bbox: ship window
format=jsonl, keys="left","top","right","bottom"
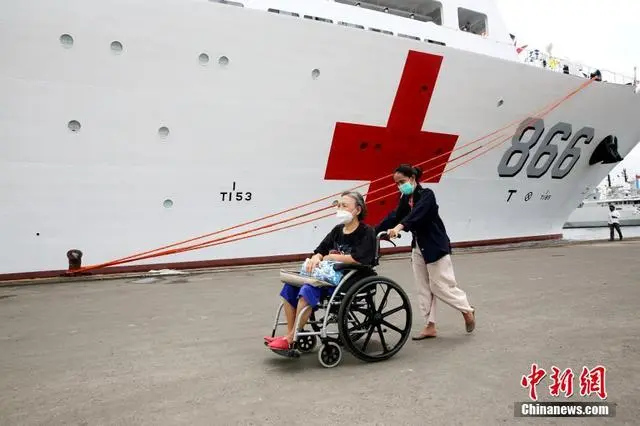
{"left": 398, "top": 33, "right": 421, "bottom": 41}
{"left": 369, "top": 27, "right": 393, "bottom": 35}
{"left": 209, "top": 0, "right": 244, "bottom": 7}
{"left": 304, "top": 15, "right": 333, "bottom": 24}
{"left": 458, "top": 7, "right": 488, "bottom": 36}
{"left": 335, "top": 0, "right": 442, "bottom": 25}
{"left": 427, "top": 39, "right": 446, "bottom": 46}
{"left": 268, "top": 9, "right": 299, "bottom": 17}
{"left": 338, "top": 21, "right": 365, "bottom": 29}
{"left": 411, "top": 1, "right": 442, "bottom": 25}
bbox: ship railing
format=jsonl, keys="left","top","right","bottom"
{"left": 519, "top": 47, "right": 637, "bottom": 87}
{"left": 214, "top": 0, "right": 519, "bottom": 46}
{"left": 209, "top": 0, "right": 639, "bottom": 84}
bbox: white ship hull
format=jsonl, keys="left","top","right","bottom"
{"left": 2, "top": 0, "right": 640, "bottom": 279}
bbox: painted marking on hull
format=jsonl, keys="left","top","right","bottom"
{"left": 324, "top": 50, "right": 459, "bottom": 225}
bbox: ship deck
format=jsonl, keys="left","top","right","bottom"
{"left": 1, "top": 238, "right": 639, "bottom": 424}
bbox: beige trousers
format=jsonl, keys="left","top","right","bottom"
{"left": 411, "top": 246, "right": 473, "bottom": 325}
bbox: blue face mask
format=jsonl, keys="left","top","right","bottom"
{"left": 399, "top": 182, "right": 414, "bottom": 195}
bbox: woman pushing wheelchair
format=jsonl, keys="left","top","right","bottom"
{"left": 265, "top": 191, "right": 377, "bottom": 351}
{"left": 377, "top": 164, "right": 475, "bottom": 340}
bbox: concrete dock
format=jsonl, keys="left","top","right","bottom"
{"left": 1, "top": 239, "right": 639, "bottom": 425}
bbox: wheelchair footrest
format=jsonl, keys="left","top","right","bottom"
{"left": 269, "top": 347, "right": 301, "bottom": 358}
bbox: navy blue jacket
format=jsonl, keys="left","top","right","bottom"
{"left": 375, "top": 184, "right": 451, "bottom": 263}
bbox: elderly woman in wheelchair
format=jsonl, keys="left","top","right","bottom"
{"left": 265, "top": 191, "right": 376, "bottom": 351}
{"left": 265, "top": 191, "right": 413, "bottom": 368}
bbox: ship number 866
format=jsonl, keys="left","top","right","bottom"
{"left": 497, "top": 117, "right": 594, "bottom": 179}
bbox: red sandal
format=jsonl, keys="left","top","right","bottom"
{"left": 268, "top": 336, "right": 292, "bottom": 350}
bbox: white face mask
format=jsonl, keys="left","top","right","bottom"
{"left": 335, "top": 209, "right": 353, "bottom": 225}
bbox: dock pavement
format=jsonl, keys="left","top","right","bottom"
{"left": 1, "top": 238, "right": 639, "bottom": 425}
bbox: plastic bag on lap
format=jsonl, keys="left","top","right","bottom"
{"left": 299, "top": 259, "right": 344, "bottom": 286}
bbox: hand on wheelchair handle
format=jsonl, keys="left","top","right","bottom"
{"left": 385, "top": 229, "right": 403, "bottom": 239}
{"left": 377, "top": 231, "right": 400, "bottom": 250}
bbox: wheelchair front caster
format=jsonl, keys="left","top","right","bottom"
{"left": 318, "top": 342, "right": 342, "bottom": 368}
{"left": 297, "top": 335, "right": 317, "bottom": 353}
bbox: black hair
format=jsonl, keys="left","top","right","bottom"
{"left": 394, "top": 163, "right": 423, "bottom": 181}
{"left": 341, "top": 191, "right": 367, "bottom": 220}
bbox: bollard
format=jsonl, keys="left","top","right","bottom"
{"left": 67, "top": 249, "right": 83, "bottom": 271}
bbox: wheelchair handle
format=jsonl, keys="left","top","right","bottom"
{"left": 377, "top": 231, "right": 401, "bottom": 239}
{"left": 376, "top": 231, "right": 400, "bottom": 248}
{"left": 373, "top": 231, "right": 401, "bottom": 265}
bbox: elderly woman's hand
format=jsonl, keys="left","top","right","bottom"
{"left": 306, "top": 254, "right": 322, "bottom": 273}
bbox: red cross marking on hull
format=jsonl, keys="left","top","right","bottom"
{"left": 324, "top": 50, "right": 459, "bottom": 226}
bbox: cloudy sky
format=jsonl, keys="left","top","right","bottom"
{"left": 495, "top": 0, "right": 640, "bottom": 184}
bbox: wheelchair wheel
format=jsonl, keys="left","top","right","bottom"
{"left": 318, "top": 342, "right": 342, "bottom": 368}
{"left": 337, "top": 276, "right": 412, "bottom": 362}
{"left": 296, "top": 334, "right": 317, "bottom": 353}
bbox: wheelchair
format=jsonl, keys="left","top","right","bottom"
{"left": 265, "top": 232, "right": 412, "bottom": 368}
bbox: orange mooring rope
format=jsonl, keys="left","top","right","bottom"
{"left": 108, "top": 81, "right": 594, "bottom": 262}
{"left": 72, "top": 77, "right": 595, "bottom": 273}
